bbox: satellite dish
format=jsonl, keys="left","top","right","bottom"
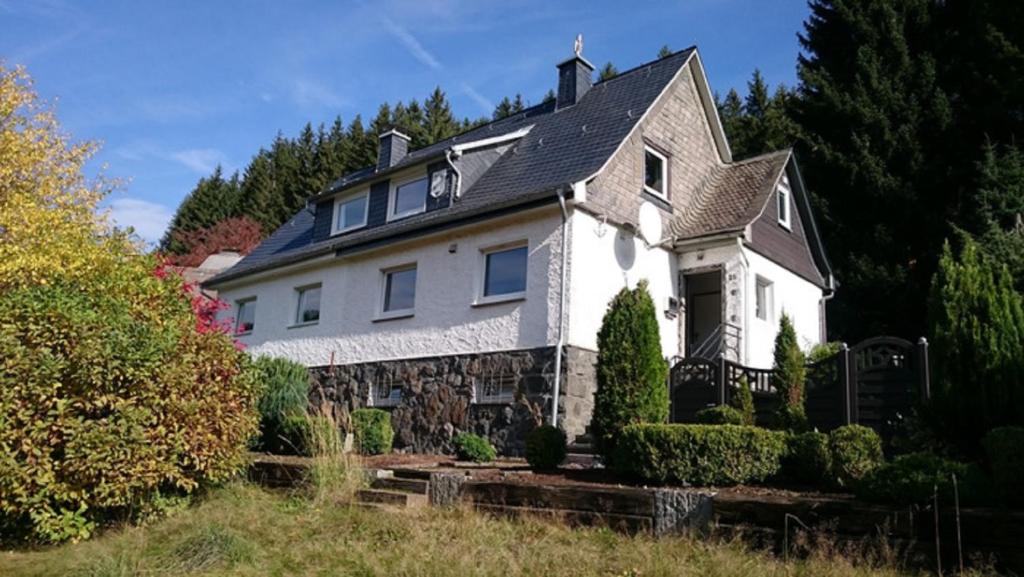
{"left": 637, "top": 201, "right": 663, "bottom": 246}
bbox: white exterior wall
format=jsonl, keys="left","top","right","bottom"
{"left": 216, "top": 207, "right": 565, "bottom": 366}
{"left": 742, "top": 247, "right": 824, "bottom": 368}
{"left": 566, "top": 210, "right": 680, "bottom": 358}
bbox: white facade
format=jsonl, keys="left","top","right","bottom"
{"left": 216, "top": 206, "right": 565, "bottom": 366}
{"left": 566, "top": 210, "right": 681, "bottom": 358}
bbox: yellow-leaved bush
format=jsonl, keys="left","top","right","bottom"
{"left": 0, "top": 64, "right": 260, "bottom": 542}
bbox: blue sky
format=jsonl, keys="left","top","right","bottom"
{"left": 1, "top": 0, "right": 811, "bottom": 244}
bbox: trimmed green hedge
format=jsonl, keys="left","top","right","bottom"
{"left": 612, "top": 424, "right": 786, "bottom": 486}
{"left": 782, "top": 431, "right": 833, "bottom": 486}
{"left": 984, "top": 426, "right": 1024, "bottom": 506}
{"left": 695, "top": 405, "right": 746, "bottom": 425}
{"left": 351, "top": 409, "right": 393, "bottom": 455}
{"left": 453, "top": 432, "right": 496, "bottom": 463}
{"left": 525, "top": 425, "right": 567, "bottom": 470}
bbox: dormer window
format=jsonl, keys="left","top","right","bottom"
{"left": 777, "top": 175, "right": 792, "bottom": 230}
{"left": 643, "top": 145, "right": 668, "bottom": 199}
{"left": 389, "top": 174, "right": 428, "bottom": 220}
{"left": 333, "top": 190, "right": 368, "bottom": 234}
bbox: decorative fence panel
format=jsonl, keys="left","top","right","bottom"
{"left": 668, "top": 336, "right": 931, "bottom": 438}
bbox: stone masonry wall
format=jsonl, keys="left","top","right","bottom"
{"left": 307, "top": 346, "right": 598, "bottom": 456}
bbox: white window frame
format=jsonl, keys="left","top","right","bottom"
{"left": 642, "top": 144, "right": 669, "bottom": 200}
{"left": 368, "top": 373, "right": 402, "bottom": 408}
{"left": 755, "top": 276, "right": 774, "bottom": 322}
{"left": 332, "top": 189, "right": 369, "bottom": 235}
{"left": 235, "top": 297, "right": 257, "bottom": 335}
{"left": 474, "top": 241, "right": 529, "bottom": 306}
{"left": 472, "top": 369, "right": 518, "bottom": 404}
{"left": 387, "top": 173, "right": 429, "bottom": 221}
{"left": 292, "top": 283, "right": 322, "bottom": 327}
{"left": 377, "top": 263, "right": 417, "bottom": 320}
{"left": 777, "top": 175, "right": 792, "bottom": 230}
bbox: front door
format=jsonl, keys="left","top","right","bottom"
{"left": 685, "top": 270, "right": 722, "bottom": 356}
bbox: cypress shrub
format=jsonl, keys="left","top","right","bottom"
{"left": 251, "top": 356, "right": 311, "bottom": 454}
{"left": 453, "top": 433, "right": 496, "bottom": 463}
{"left": 929, "top": 238, "right": 1024, "bottom": 453}
{"left": 782, "top": 431, "right": 833, "bottom": 486}
{"left": 731, "top": 376, "right": 756, "bottom": 426}
{"left": 592, "top": 280, "right": 669, "bottom": 456}
{"left": 772, "top": 313, "right": 807, "bottom": 430}
{"left": 351, "top": 409, "right": 393, "bottom": 455}
{"left": 829, "top": 425, "right": 883, "bottom": 488}
{"left": 525, "top": 425, "right": 567, "bottom": 470}
{"left": 612, "top": 424, "right": 786, "bottom": 486}
{"left": 983, "top": 426, "right": 1024, "bottom": 506}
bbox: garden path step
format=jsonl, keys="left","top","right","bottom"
{"left": 371, "top": 477, "right": 429, "bottom": 494}
{"left": 390, "top": 467, "right": 435, "bottom": 480}
{"left": 355, "top": 488, "right": 427, "bottom": 508}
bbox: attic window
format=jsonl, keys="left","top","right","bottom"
{"left": 777, "top": 175, "right": 792, "bottom": 230}
{"left": 333, "top": 190, "right": 368, "bottom": 234}
{"left": 389, "top": 175, "right": 428, "bottom": 220}
{"left": 643, "top": 145, "right": 668, "bottom": 199}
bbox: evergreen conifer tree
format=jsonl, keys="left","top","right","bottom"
{"left": 773, "top": 313, "right": 808, "bottom": 430}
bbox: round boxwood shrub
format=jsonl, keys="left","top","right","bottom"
{"left": 695, "top": 405, "right": 746, "bottom": 425}
{"left": 351, "top": 409, "right": 393, "bottom": 455}
{"left": 856, "top": 452, "right": 991, "bottom": 506}
{"left": 453, "top": 432, "right": 497, "bottom": 463}
{"left": 525, "top": 425, "right": 567, "bottom": 470}
{"left": 828, "top": 425, "right": 883, "bottom": 488}
{"left": 782, "top": 431, "right": 833, "bottom": 486}
{"left": 612, "top": 424, "right": 786, "bottom": 486}
{"left": 983, "top": 426, "right": 1024, "bottom": 506}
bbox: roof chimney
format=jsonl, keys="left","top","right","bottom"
{"left": 556, "top": 34, "right": 594, "bottom": 110}
{"left": 377, "top": 129, "right": 410, "bottom": 171}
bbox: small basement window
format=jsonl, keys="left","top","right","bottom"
{"left": 390, "top": 175, "right": 428, "bottom": 220}
{"left": 777, "top": 175, "right": 792, "bottom": 230}
{"left": 482, "top": 243, "right": 528, "bottom": 301}
{"left": 235, "top": 298, "right": 256, "bottom": 334}
{"left": 755, "top": 276, "right": 773, "bottom": 322}
{"left": 370, "top": 373, "right": 402, "bottom": 408}
{"left": 333, "top": 190, "right": 368, "bottom": 234}
{"left": 381, "top": 265, "right": 417, "bottom": 316}
{"left": 294, "top": 284, "right": 321, "bottom": 325}
{"left": 643, "top": 145, "right": 668, "bottom": 199}
{"left": 475, "top": 369, "right": 517, "bottom": 404}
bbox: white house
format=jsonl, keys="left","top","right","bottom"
{"left": 205, "top": 43, "right": 834, "bottom": 454}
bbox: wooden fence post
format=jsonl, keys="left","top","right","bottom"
{"left": 838, "top": 342, "right": 852, "bottom": 426}
{"left": 846, "top": 343, "right": 860, "bottom": 425}
{"left": 917, "top": 337, "right": 931, "bottom": 401}
{"left": 718, "top": 354, "right": 728, "bottom": 406}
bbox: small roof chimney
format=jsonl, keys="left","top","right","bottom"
{"left": 556, "top": 34, "right": 594, "bottom": 110}
{"left": 377, "top": 129, "right": 410, "bottom": 171}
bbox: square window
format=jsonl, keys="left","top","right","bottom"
{"left": 236, "top": 298, "right": 256, "bottom": 334}
{"left": 483, "top": 244, "right": 528, "bottom": 298}
{"left": 295, "top": 285, "right": 321, "bottom": 324}
{"left": 371, "top": 374, "right": 402, "bottom": 407}
{"left": 390, "top": 176, "right": 428, "bottom": 219}
{"left": 755, "top": 277, "right": 773, "bottom": 321}
{"left": 777, "top": 176, "right": 792, "bottom": 230}
{"left": 334, "top": 192, "right": 368, "bottom": 233}
{"left": 383, "top": 266, "right": 417, "bottom": 314}
{"left": 474, "top": 370, "right": 517, "bottom": 404}
{"left": 643, "top": 146, "right": 668, "bottom": 198}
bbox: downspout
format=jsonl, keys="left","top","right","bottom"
{"left": 445, "top": 149, "right": 463, "bottom": 200}
{"left": 551, "top": 187, "right": 570, "bottom": 428}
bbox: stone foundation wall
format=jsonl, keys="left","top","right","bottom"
{"left": 307, "top": 346, "right": 597, "bottom": 456}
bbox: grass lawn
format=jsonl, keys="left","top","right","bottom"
{"left": 2, "top": 482, "right": 993, "bottom": 577}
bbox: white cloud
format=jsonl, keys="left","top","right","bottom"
{"left": 381, "top": 15, "right": 442, "bottom": 70}
{"left": 106, "top": 198, "right": 174, "bottom": 245}
{"left": 171, "top": 148, "right": 229, "bottom": 174}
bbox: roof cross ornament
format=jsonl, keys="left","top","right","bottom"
{"left": 574, "top": 34, "right": 583, "bottom": 58}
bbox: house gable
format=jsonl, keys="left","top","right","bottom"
{"left": 582, "top": 57, "right": 728, "bottom": 233}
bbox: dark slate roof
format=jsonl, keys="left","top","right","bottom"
{"left": 669, "top": 149, "right": 791, "bottom": 239}
{"left": 207, "top": 48, "right": 697, "bottom": 286}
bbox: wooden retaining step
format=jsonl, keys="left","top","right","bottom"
{"left": 390, "top": 467, "right": 436, "bottom": 480}
{"left": 461, "top": 481, "right": 654, "bottom": 517}
{"left": 473, "top": 503, "right": 652, "bottom": 533}
{"left": 356, "top": 488, "right": 427, "bottom": 508}
{"left": 371, "top": 476, "right": 429, "bottom": 494}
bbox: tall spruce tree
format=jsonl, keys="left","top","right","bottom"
{"left": 928, "top": 237, "right": 1024, "bottom": 453}
{"left": 159, "top": 166, "right": 242, "bottom": 253}
{"left": 423, "top": 87, "right": 459, "bottom": 144}
{"left": 716, "top": 71, "right": 798, "bottom": 160}
{"left": 792, "top": 0, "right": 955, "bottom": 341}
{"left": 598, "top": 62, "right": 619, "bottom": 81}
{"left": 974, "top": 144, "right": 1024, "bottom": 292}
